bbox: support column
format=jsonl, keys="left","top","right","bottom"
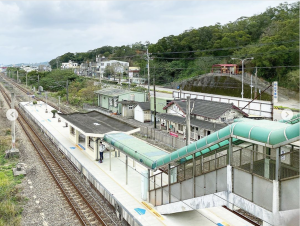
{"left": 227, "top": 138, "right": 232, "bottom": 165}
{"left": 109, "top": 145, "right": 111, "bottom": 171}
{"left": 126, "top": 155, "right": 128, "bottom": 185}
{"left": 192, "top": 153, "right": 195, "bottom": 197}
{"left": 168, "top": 164, "right": 171, "bottom": 203}
{"left": 227, "top": 165, "right": 233, "bottom": 210}
{"left": 94, "top": 139, "right": 98, "bottom": 161}
{"left": 148, "top": 169, "right": 150, "bottom": 202}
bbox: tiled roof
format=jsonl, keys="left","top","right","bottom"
{"left": 158, "top": 113, "right": 226, "bottom": 131}
{"left": 164, "top": 99, "right": 247, "bottom": 119}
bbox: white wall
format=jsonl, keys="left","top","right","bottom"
{"left": 134, "top": 105, "right": 144, "bottom": 122}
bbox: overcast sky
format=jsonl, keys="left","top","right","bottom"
{"left": 0, "top": 1, "right": 297, "bottom": 65}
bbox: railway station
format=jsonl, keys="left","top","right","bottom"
{"left": 18, "top": 100, "right": 300, "bottom": 226}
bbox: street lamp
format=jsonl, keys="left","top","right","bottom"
{"left": 231, "top": 57, "right": 254, "bottom": 99}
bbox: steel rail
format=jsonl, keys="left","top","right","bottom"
{"left": 0, "top": 86, "right": 114, "bottom": 226}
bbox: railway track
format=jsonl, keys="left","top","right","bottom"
{"left": 0, "top": 81, "right": 120, "bottom": 225}
{"left": 0, "top": 74, "right": 70, "bottom": 114}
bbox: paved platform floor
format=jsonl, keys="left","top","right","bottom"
{"left": 19, "top": 101, "right": 255, "bottom": 226}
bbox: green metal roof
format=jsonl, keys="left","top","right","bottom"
{"left": 152, "top": 119, "right": 299, "bottom": 170}
{"left": 103, "top": 133, "right": 168, "bottom": 169}
{"left": 279, "top": 113, "right": 300, "bottom": 124}
{"left": 104, "top": 119, "right": 299, "bottom": 170}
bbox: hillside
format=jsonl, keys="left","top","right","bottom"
{"left": 49, "top": 2, "right": 299, "bottom": 91}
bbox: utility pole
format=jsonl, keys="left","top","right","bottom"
{"left": 11, "top": 92, "right": 15, "bottom": 150}
{"left": 153, "top": 67, "right": 157, "bottom": 129}
{"left": 250, "top": 74, "right": 253, "bottom": 99}
{"left": 26, "top": 72, "right": 28, "bottom": 87}
{"left": 17, "top": 70, "right": 19, "bottom": 83}
{"left": 146, "top": 49, "right": 150, "bottom": 101}
{"left": 254, "top": 67, "right": 257, "bottom": 99}
{"left": 66, "top": 80, "right": 69, "bottom": 103}
{"left": 231, "top": 57, "right": 254, "bottom": 99}
{"left": 99, "top": 55, "right": 102, "bottom": 84}
{"left": 186, "top": 96, "right": 191, "bottom": 145}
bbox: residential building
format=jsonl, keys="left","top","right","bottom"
{"left": 95, "top": 88, "right": 146, "bottom": 114}
{"left": 134, "top": 102, "right": 151, "bottom": 123}
{"left": 159, "top": 99, "right": 248, "bottom": 141}
{"left": 96, "top": 56, "right": 129, "bottom": 79}
{"left": 61, "top": 60, "right": 79, "bottom": 69}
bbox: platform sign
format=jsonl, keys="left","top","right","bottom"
{"left": 273, "top": 81, "right": 278, "bottom": 103}
{"left": 134, "top": 208, "right": 146, "bottom": 215}
{"left": 170, "top": 131, "right": 178, "bottom": 137}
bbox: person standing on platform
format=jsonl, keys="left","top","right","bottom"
{"left": 99, "top": 141, "right": 106, "bottom": 163}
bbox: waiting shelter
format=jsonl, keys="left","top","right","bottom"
{"left": 58, "top": 111, "right": 139, "bottom": 160}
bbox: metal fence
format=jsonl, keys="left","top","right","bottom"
{"left": 19, "top": 103, "right": 142, "bottom": 226}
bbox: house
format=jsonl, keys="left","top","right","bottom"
{"left": 96, "top": 57, "right": 129, "bottom": 79}
{"left": 95, "top": 88, "right": 146, "bottom": 114}
{"left": 160, "top": 99, "right": 248, "bottom": 140}
{"left": 128, "top": 67, "right": 146, "bottom": 84}
{"left": 150, "top": 96, "right": 173, "bottom": 113}
{"left": 134, "top": 102, "right": 151, "bottom": 123}
{"left": 118, "top": 100, "right": 137, "bottom": 119}
{"left": 61, "top": 60, "right": 79, "bottom": 69}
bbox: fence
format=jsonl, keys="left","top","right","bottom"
{"left": 173, "top": 90, "right": 273, "bottom": 118}
{"left": 19, "top": 103, "right": 142, "bottom": 226}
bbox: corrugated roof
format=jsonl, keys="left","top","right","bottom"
{"left": 158, "top": 113, "right": 226, "bottom": 131}
{"left": 164, "top": 99, "right": 247, "bottom": 119}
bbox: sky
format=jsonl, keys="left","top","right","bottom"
{"left": 0, "top": 1, "right": 297, "bottom": 65}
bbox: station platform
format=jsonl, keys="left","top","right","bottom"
{"left": 19, "top": 101, "right": 255, "bottom": 226}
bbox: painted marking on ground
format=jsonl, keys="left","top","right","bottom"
{"left": 76, "top": 144, "right": 83, "bottom": 151}
{"left": 142, "top": 201, "right": 164, "bottom": 220}
{"left": 47, "top": 119, "right": 51, "bottom": 122}
{"left": 70, "top": 147, "right": 76, "bottom": 150}
{"left": 134, "top": 208, "right": 146, "bottom": 215}
{"left": 78, "top": 143, "right": 85, "bottom": 150}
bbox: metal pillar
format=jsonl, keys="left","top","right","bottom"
{"left": 109, "top": 146, "right": 111, "bottom": 171}
{"left": 227, "top": 138, "right": 232, "bottom": 165}
{"left": 126, "top": 155, "right": 128, "bottom": 185}
{"left": 11, "top": 92, "right": 16, "bottom": 150}
{"left": 148, "top": 169, "right": 150, "bottom": 202}
{"left": 168, "top": 164, "right": 171, "bottom": 203}
{"left": 192, "top": 153, "right": 195, "bottom": 197}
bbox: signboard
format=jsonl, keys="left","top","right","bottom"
{"left": 170, "top": 131, "right": 178, "bottom": 137}
{"left": 129, "top": 72, "right": 133, "bottom": 78}
{"left": 273, "top": 81, "right": 278, "bottom": 103}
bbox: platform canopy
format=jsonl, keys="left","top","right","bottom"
{"left": 103, "top": 133, "right": 168, "bottom": 169}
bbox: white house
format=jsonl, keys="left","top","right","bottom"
{"left": 61, "top": 60, "right": 79, "bottom": 69}
{"left": 134, "top": 102, "right": 151, "bottom": 123}
{"left": 96, "top": 56, "right": 129, "bottom": 78}
{"left": 160, "top": 99, "right": 248, "bottom": 140}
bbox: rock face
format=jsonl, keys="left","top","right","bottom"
{"left": 170, "top": 73, "right": 296, "bottom": 101}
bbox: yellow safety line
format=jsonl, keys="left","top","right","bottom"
{"left": 142, "top": 201, "right": 164, "bottom": 221}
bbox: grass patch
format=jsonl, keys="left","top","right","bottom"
{"left": 0, "top": 134, "right": 25, "bottom": 226}
{"left": 274, "top": 106, "right": 300, "bottom": 112}
{"left": 150, "top": 89, "right": 173, "bottom": 94}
